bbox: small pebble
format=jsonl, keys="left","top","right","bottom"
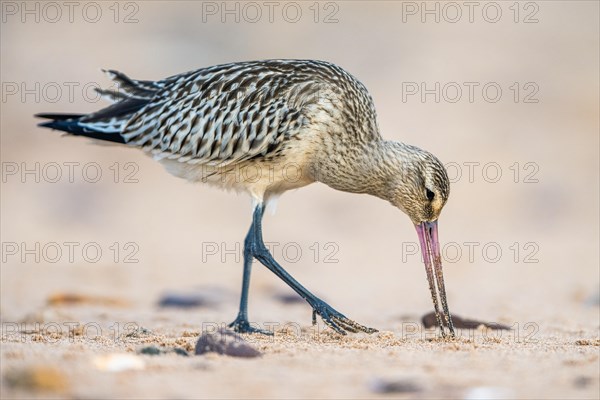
{"left": 195, "top": 329, "right": 261, "bottom": 358}
{"left": 5, "top": 366, "right": 68, "bottom": 393}
{"left": 138, "top": 346, "right": 189, "bottom": 357}
{"left": 369, "top": 378, "right": 422, "bottom": 394}
{"left": 47, "top": 293, "right": 127, "bottom": 307}
{"left": 585, "top": 289, "right": 600, "bottom": 306}
{"left": 574, "top": 376, "right": 592, "bottom": 388}
{"left": 273, "top": 292, "right": 305, "bottom": 304}
{"left": 93, "top": 354, "right": 145, "bottom": 372}
{"left": 173, "top": 348, "right": 190, "bottom": 356}
{"left": 158, "top": 294, "right": 209, "bottom": 308}
{"left": 158, "top": 287, "right": 229, "bottom": 309}
{"left": 464, "top": 386, "right": 513, "bottom": 400}
{"left": 138, "top": 346, "right": 161, "bottom": 356}
{"left": 422, "top": 312, "right": 511, "bottom": 330}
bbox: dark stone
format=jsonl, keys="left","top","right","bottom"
{"left": 585, "top": 290, "right": 600, "bottom": 306}
{"left": 172, "top": 348, "right": 189, "bottom": 357}
{"left": 158, "top": 287, "right": 230, "bottom": 309}
{"left": 139, "top": 346, "right": 162, "bottom": 356}
{"left": 370, "top": 379, "right": 422, "bottom": 394}
{"left": 421, "top": 312, "right": 511, "bottom": 330}
{"left": 138, "top": 346, "right": 189, "bottom": 357}
{"left": 273, "top": 292, "right": 305, "bottom": 304}
{"left": 574, "top": 376, "right": 592, "bottom": 388}
{"left": 195, "top": 329, "right": 261, "bottom": 358}
{"left": 158, "top": 294, "right": 209, "bottom": 308}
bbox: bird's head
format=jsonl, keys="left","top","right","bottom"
{"left": 387, "top": 144, "right": 450, "bottom": 225}
{"left": 383, "top": 141, "right": 455, "bottom": 337}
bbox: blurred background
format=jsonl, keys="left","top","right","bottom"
{"left": 1, "top": 1, "right": 598, "bottom": 398}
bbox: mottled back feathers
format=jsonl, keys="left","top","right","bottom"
{"left": 75, "top": 60, "right": 380, "bottom": 166}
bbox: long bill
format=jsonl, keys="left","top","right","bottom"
{"left": 415, "top": 220, "right": 456, "bottom": 338}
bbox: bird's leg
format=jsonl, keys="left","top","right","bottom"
{"left": 250, "top": 203, "right": 377, "bottom": 335}
{"left": 229, "top": 208, "right": 273, "bottom": 335}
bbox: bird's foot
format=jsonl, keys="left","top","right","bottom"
{"left": 309, "top": 299, "right": 378, "bottom": 335}
{"left": 228, "top": 316, "right": 274, "bottom": 335}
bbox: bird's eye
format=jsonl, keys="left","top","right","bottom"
{"left": 426, "top": 188, "right": 435, "bottom": 201}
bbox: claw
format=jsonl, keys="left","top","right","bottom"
{"left": 322, "top": 315, "right": 347, "bottom": 335}
{"left": 309, "top": 300, "right": 377, "bottom": 335}
{"left": 339, "top": 317, "right": 378, "bottom": 334}
{"left": 332, "top": 317, "right": 359, "bottom": 333}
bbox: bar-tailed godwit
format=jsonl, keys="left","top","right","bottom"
{"left": 37, "top": 60, "right": 456, "bottom": 337}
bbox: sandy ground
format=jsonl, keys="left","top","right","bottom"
{"left": 1, "top": 1, "right": 599, "bottom": 399}
{"left": 0, "top": 287, "right": 599, "bottom": 399}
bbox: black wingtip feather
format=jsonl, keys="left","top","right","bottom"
{"left": 36, "top": 116, "right": 126, "bottom": 144}
{"left": 35, "top": 113, "right": 85, "bottom": 120}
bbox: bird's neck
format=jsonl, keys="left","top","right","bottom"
{"left": 312, "top": 139, "right": 411, "bottom": 202}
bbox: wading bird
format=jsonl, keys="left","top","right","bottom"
{"left": 37, "top": 60, "right": 456, "bottom": 337}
